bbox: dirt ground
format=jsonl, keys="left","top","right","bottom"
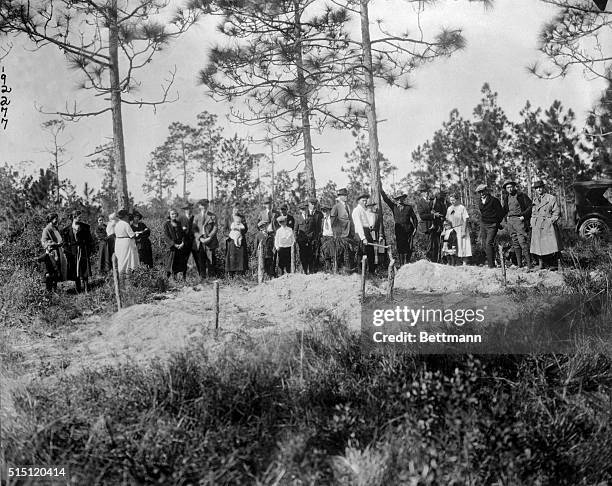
{"left": 1, "top": 261, "right": 567, "bottom": 436}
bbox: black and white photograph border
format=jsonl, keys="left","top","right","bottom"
{"left": 1, "top": 0, "right": 612, "bottom": 484}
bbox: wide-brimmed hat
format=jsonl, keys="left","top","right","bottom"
{"left": 132, "top": 210, "right": 143, "bottom": 219}
{"left": 299, "top": 202, "right": 308, "bottom": 210}
{"left": 197, "top": 198, "right": 209, "bottom": 206}
{"left": 181, "top": 202, "right": 193, "bottom": 210}
{"left": 46, "top": 212, "right": 59, "bottom": 223}
{"left": 393, "top": 193, "right": 407, "bottom": 200}
{"left": 337, "top": 188, "right": 348, "bottom": 197}
{"left": 503, "top": 180, "right": 516, "bottom": 188}
{"left": 117, "top": 209, "right": 129, "bottom": 219}
{"left": 320, "top": 203, "right": 331, "bottom": 211}
{"left": 357, "top": 193, "right": 369, "bottom": 201}
{"left": 475, "top": 184, "right": 488, "bottom": 193}
{"left": 533, "top": 180, "right": 545, "bottom": 189}
{"left": 257, "top": 220, "right": 268, "bottom": 229}
{"left": 366, "top": 201, "right": 377, "bottom": 207}
{"left": 277, "top": 215, "right": 287, "bottom": 222}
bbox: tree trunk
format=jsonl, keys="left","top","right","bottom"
{"left": 109, "top": 0, "right": 129, "bottom": 210}
{"left": 360, "top": 0, "right": 384, "bottom": 238}
{"left": 293, "top": 0, "right": 316, "bottom": 199}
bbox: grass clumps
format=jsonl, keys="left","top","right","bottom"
{"left": 6, "top": 319, "right": 612, "bottom": 485}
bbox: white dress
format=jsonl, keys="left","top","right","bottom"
{"left": 114, "top": 220, "right": 140, "bottom": 273}
{"left": 446, "top": 204, "right": 472, "bottom": 257}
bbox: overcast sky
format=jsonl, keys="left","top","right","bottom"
{"left": 0, "top": 0, "right": 607, "bottom": 204}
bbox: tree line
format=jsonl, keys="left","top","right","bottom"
{"left": 1, "top": 0, "right": 611, "bottom": 222}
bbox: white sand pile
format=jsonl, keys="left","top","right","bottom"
{"left": 394, "top": 260, "right": 565, "bottom": 294}
{"left": 65, "top": 274, "right": 376, "bottom": 373}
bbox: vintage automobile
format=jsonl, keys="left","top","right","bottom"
{"left": 574, "top": 179, "right": 612, "bottom": 239}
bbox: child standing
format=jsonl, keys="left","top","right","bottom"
{"left": 274, "top": 215, "right": 295, "bottom": 275}
{"left": 254, "top": 220, "right": 276, "bottom": 278}
{"left": 441, "top": 220, "right": 458, "bottom": 266}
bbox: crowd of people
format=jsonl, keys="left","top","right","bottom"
{"left": 38, "top": 178, "right": 563, "bottom": 293}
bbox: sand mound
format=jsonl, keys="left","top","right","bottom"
{"left": 65, "top": 274, "right": 374, "bottom": 373}
{"left": 394, "top": 260, "right": 565, "bottom": 293}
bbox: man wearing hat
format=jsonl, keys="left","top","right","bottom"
{"left": 294, "top": 198, "right": 323, "bottom": 274}
{"left": 381, "top": 186, "right": 418, "bottom": 265}
{"left": 193, "top": 198, "right": 218, "bottom": 279}
{"left": 179, "top": 202, "right": 200, "bottom": 275}
{"left": 61, "top": 210, "right": 95, "bottom": 292}
{"left": 331, "top": 187, "right": 356, "bottom": 271}
{"left": 530, "top": 180, "right": 562, "bottom": 270}
{"left": 352, "top": 193, "right": 376, "bottom": 273}
{"left": 257, "top": 196, "right": 280, "bottom": 234}
{"left": 279, "top": 203, "right": 295, "bottom": 230}
{"left": 319, "top": 202, "right": 334, "bottom": 271}
{"left": 476, "top": 183, "right": 505, "bottom": 268}
{"left": 501, "top": 180, "right": 533, "bottom": 269}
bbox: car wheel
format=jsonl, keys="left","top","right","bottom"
{"left": 578, "top": 218, "right": 609, "bottom": 239}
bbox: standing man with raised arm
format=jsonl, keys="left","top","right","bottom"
{"left": 381, "top": 186, "right": 418, "bottom": 266}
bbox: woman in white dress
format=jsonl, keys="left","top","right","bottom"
{"left": 445, "top": 194, "right": 472, "bottom": 265}
{"left": 113, "top": 209, "right": 140, "bottom": 273}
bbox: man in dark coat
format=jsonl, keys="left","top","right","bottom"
{"left": 429, "top": 189, "right": 448, "bottom": 262}
{"left": 193, "top": 198, "right": 218, "bottom": 279}
{"left": 381, "top": 187, "right": 418, "bottom": 265}
{"left": 294, "top": 198, "right": 323, "bottom": 274}
{"left": 179, "top": 202, "right": 200, "bottom": 276}
{"left": 502, "top": 180, "right": 533, "bottom": 268}
{"left": 477, "top": 183, "right": 506, "bottom": 268}
{"left": 257, "top": 196, "right": 280, "bottom": 234}
{"left": 416, "top": 185, "right": 444, "bottom": 262}
{"left": 61, "top": 210, "right": 95, "bottom": 292}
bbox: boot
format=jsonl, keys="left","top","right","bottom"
{"left": 515, "top": 247, "right": 523, "bottom": 268}
{"left": 525, "top": 251, "right": 532, "bottom": 270}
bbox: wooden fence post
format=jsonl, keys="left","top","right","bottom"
{"left": 257, "top": 242, "right": 264, "bottom": 284}
{"left": 291, "top": 243, "right": 296, "bottom": 274}
{"left": 361, "top": 255, "right": 367, "bottom": 301}
{"left": 112, "top": 253, "right": 123, "bottom": 311}
{"left": 387, "top": 257, "right": 395, "bottom": 301}
{"left": 213, "top": 280, "right": 220, "bottom": 330}
{"left": 498, "top": 244, "right": 507, "bottom": 286}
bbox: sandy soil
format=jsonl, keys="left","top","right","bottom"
{"left": 1, "top": 264, "right": 567, "bottom": 435}
{"left": 395, "top": 260, "right": 565, "bottom": 293}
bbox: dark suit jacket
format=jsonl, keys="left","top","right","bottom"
{"left": 295, "top": 210, "right": 323, "bottom": 244}
{"left": 194, "top": 212, "right": 219, "bottom": 250}
{"left": 381, "top": 190, "right": 418, "bottom": 232}
{"left": 257, "top": 208, "right": 280, "bottom": 232}
{"left": 416, "top": 197, "right": 434, "bottom": 233}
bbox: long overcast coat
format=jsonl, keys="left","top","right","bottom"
{"left": 530, "top": 193, "right": 562, "bottom": 256}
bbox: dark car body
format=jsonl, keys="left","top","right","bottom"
{"left": 574, "top": 179, "right": 612, "bottom": 239}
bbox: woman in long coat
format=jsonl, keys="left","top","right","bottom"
{"left": 530, "top": 180, "right": 562, "bottom": 270}
{"left": 114, "top": 209, "right": 140, "bottom": 273}
{"left": 225, "top": 206, "right": 248, "bottom": 276}
{"left": 41, "top": 213, "right": 68, "bottom": 291}
{"left": 61, "top": 210, "right": 95, "bottom": 292}
{"left": 96, "top": 214, "right": 115, "bottom": 274}
{"left": 446, "top": 194, "right": 472, "bottom": 265}
{"left": 131, "top": 210, "right": 153, "bottom": 267}
{"left": 163, "top": 208, "right": 187, "bottom": 279}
